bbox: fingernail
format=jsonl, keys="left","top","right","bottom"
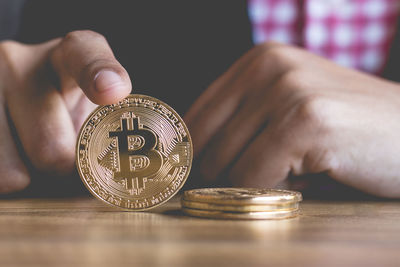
{"left": 94, "top": 70, "right": 124, "bottom": 92}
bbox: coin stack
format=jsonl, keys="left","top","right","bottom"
{"left": 181, "top": 188, "right": 302, "bottom": 220}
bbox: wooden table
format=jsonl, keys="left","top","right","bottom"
{"left": 1, "top": 196, "right": 400, "bottom": 267}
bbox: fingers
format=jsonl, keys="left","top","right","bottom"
{"left": 68, "top": 95, "right": 97, "bottom": 132}
{"left": 0, "top": 30, "right": 131, "bottom": 190}
{"left": 185, "top": 57, "right": 272, "bottom": 156}
{"left": 184, "top": 44, "right": 263, "bottom": 123}
{"left": 185, "top": 42, "right": 288, "bottom": 156}
{"left": 199, "top": 89, "right": 273, "bottom": 182}
{"left": 51, "top": 30, "right": 131, "bottom": 105}
{"left": 7, "top": 82, "right": 77, "bottom": 175}
{"left": 227, "top": 97, "right": 326, "bottom": 188}
{"left": 183, "top": 45, "right": 261, "bottom": 156}
{"left": 0, "top": 103, "right": 30, "bottom": 193}
{"left": 3, "top": 40, "right": 78, "bottom": 175}
{"left": 228, "top": 124, "right": 295, "bottom": 188}
{"left": 184, "top": 42, "right": 283, "bottom": 124}
{"left": 199, "top": 73, "right": 302, "bottom": 182}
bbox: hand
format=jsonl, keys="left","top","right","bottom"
{"left": 185, "top": 42, "right": 400, "bottom": 198}
{"left": 0, "top": 30, "right": 131, "bottom": 193}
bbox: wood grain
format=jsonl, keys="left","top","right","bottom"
{"left": 0, "top": 196, "right": 399, "bottom": 267}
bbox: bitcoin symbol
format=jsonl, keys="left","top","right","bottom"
{"left": 109, "top": 116, "right": 163, "bottom": 193}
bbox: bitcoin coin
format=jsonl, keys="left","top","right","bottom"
{"left": 76, "top": 94, "right": 192, "bottom": 211}
{"left": 182, "top": 207, "right": 299, "bottom": 220}
{"left": 183, "top": 188, "right": 302, "bottom": 205}
{"left": 181, "top": 199, "right": 299, "bottom": 212}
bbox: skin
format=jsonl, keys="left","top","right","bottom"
{"left": 1, "top": 32, "right": 400, "bottom": 198}
{"left": 0, "top": 30, "right": 131, "bottom": 193}
{"left": 185, "top": 42, "right": 400, "bottom": 198}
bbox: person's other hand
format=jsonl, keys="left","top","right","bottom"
{"left": 185, "top": 42, "right": 400, "bottom": 198}
{"left": 0, "top": 30, "right": 131, "bottom": 193}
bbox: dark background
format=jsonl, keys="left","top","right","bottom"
{"left": 2, "top": 1, "right": 400, "bottom": 85}
{"left": 13, "top": 0, "right": 253, "bottom": 115}
{"left": 0, "top": 0, "right": 394, "bottom": 200}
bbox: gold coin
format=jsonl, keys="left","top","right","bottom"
{"left": 76, "top": 94, "right": 193, "bottom": 211}
{"left": 182, "top": 207, "right": 299, "bottom": 220}
{"left": 183, "top": 188, "right": 302, "bottom": 205}
{"left": 181, "top": 199, "right": 299, "bottom": 212}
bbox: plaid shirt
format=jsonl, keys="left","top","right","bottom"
{"left": 248, "top": 0, "right": 400, "bottom": 74}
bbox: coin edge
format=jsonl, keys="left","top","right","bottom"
{"left": 181, "top": 199, "right": 299, "bottom": 212}
{"left": 183, "top": 188, "right": 303, "bottom": 205}
{"left": 182, "top": 207, "right": 300, "bottom": 220}
{"left": 75, "top": 94, "right": 193, "bottom": 211}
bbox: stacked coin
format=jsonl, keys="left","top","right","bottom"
{"left": 181, "top": 188, "right": 302, "bottom": 220}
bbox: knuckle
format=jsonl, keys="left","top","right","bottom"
{"left": 64, "top": 30, "right": 106, "bottom": 43}
{"left": 278, "top": 70, "right": 305, "bottom": 89}
{"left": 0, "top": 41, "right": 29, "bottom": 96}
{"left": 307, "top": 150, "right": 340, "bottom": 174}
{"left": 0, "top": 40, "right": 19, "bottom": 50}
{"left": 255, "top": 42, "right": 306, "bottom": 73}
{"left": 269, "top": 70, "right": 306, "bottom": 98}
{"left": 260, "top": 45, "right": 294, "bottom": 69}
{"left": 0, "top": 41, "right": 30, "bottom": 55}
{"left": 0, "top": 40, "right": 26, "bottom": 63}
{"left": 257, "top": 40, "right": 283, "bottom": 52}
{"left": 31, "top": 138, "right": 74, "bottom": 173}
{"left": 273, "top": 95, "right": 334, "bottom": 144}
{"left": 295, "top": 95, "right": 331, "bottom": 127}
{"left": 0, "top": 168, "right": 30, "bottom": 193}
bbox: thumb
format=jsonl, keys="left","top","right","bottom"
{"left": 51, "top": 30, "right": 131, "bottom": 105}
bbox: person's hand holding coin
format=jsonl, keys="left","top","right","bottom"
{"left": 0, "top": 30, "right": 131, "bottom": 193}
{"left": 185, "top": 42, "right": 400, "bottom": 198}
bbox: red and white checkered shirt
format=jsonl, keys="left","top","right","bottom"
{"left": 248, "top": 0, "right": 400, "bottom": 74}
